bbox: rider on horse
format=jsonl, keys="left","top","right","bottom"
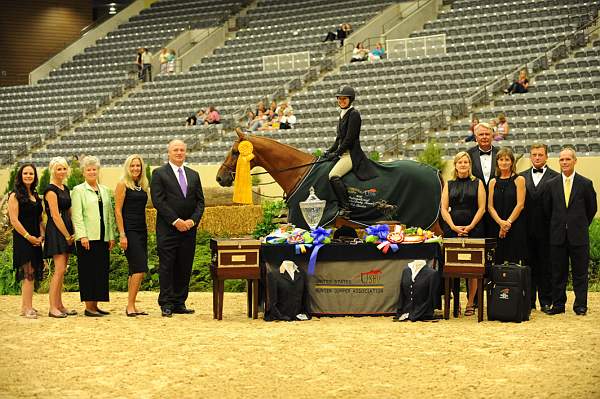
{"left": 323, "top": 85, "right": 377, "bottom": 216}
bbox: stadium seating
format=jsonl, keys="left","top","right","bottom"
{"left": 3, "top": 0, "right": 599, "bottom": 167}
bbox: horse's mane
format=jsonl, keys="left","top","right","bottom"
{"left": 245, "top": 133, "right": 312, "bottom": 156}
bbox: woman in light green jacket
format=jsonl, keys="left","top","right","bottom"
{"left": 71, "top": 156, "right": 116, "bottom": 317}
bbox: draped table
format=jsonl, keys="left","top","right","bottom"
{"left": 261, "top": 242, "right": 441, "bottom": 316}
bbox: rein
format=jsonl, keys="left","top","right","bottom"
{"left": 220, "top": 158, "right": 327, "bottom": 177}
{"left": 220, "top": 158, "right": 328, "bottom": 201}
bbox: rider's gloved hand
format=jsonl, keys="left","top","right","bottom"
{"left": 323, "top": 152, "right": 338, "bottom": 161}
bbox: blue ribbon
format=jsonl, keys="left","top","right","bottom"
{"left": 307, "top": 227, "right": 331, "bottom": 275}
{"left": 365, "top": 224, "right": 390, "bottom": 241}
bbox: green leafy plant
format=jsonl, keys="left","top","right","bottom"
{"left": 37, "top": 167, "right": 50, "bottom": 194}
{"left": 66, "top": 158, "right": 84, "bottom": 189}
{"left": 252, "top": 200, "right": 286, "bottom": 239}
{"left": 417, "top": 139, "right": 446, "bottom": 171}
{"left": 0, "top": 242, "right": 20, "bottom": 295}
{"left": 369, "top": 151, "right": 381, "bottom": 161}
{"left": 145, "top": 164, "right": 152, "bottom": 185}
{"left": 4, "top": 164, "right": 19, "bottom": 194}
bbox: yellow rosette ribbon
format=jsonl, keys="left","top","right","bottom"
{"left": 232, "top": 140, "right": 255, "bottom": 204}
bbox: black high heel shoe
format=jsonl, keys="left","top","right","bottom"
{"left": 125, "top": 309, "right": 137, "bottom": 317}
{"left": 96, "top": 308, "right": 110, "bottom": 315}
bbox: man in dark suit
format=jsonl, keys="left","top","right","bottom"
{"left": 323, "top": 85, "right": 376, "bottom": 215}
{"left": 151, "top": 139, "right": 205, "bottom": 317}
{"left": 544, "top": 147, "right": 596, "bottom": 316}
{"left": 466, "top": 122, "right": 499, "bottom": 236}
{"left": 519, "top": 143, "right": 558, "bottom": 312}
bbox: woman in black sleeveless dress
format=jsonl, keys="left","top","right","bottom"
{"left": 488, "top": 147, "right": 527, "bottom": 264}
{"left": 115, "top": 155, "right": 149, "bottom": 317}
{"left": 44, "top": 157, "right": 77, "bottom": 318}
{"left": 8, "top": 164, "right": 44, "bottom": 319}
{"left": 441, "top": 151, "right": 486, "bottom": 316}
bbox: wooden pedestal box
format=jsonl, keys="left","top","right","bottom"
{"left": 210, "top": 239, "right": 261, "bottom": 320}
{"left": 443, "top": 238, "right": 496, "bottom": 274}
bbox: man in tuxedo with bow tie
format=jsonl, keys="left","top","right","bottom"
{"left": 543, "top": 147, "right": 596, "bottom": 316}
{"left": 466, "top": 122, "right": 498, "bottom": 236}
{"left": 519, "top": 143, "right": 558, "bottom": 312}
{"left": 151, "top": 139, "right": 205, "bottom": 317}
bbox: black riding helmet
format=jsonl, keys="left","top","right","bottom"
{"left": 335, "top": 85, "right": 356, "bottom": 107}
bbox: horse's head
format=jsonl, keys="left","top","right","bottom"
{"left": 216, "top": 128, "right": 249, "bottom": 187}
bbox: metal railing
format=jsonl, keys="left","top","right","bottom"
{"left": 384, "top": 110, "right": 448, "bottom": 155}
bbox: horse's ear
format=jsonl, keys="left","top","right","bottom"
{"left": 235, "top": 127, "right": 246, "bottom": 140}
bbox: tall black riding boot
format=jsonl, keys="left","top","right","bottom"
{"left": 330, "top": 176, "right": 350, "bottom": 217}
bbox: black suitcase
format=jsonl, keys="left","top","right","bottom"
{"left": 487, "top": 263, "right": 531, "bottom": 322}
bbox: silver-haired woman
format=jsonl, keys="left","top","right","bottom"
{"left": 71, "top": 156, "right": 116, "bottom": 317}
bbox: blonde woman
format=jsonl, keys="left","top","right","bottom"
{"left": 71, "top": 156, "right": 116, "bottom": 317}
{"left": 44, "top": 157, "right": 76, "bottom": 318}
{"left": 440, "top": 151, "right": 486, "bottom": 316}
{"left": 115, "top": 155, "right": 149, "bottom": 317}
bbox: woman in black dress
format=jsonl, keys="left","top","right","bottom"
{"left": 71, "top": 156, "right": 116, "bottom": 317}
{"left": 488, "top": 147, "right": 527, "bottom": 264}
{"left": 8, "top": 164, "right": 44, "bottom": 319}
{"left": 44, "top": 157, "right": 76, "bottom": 318}
{"left": 441, "top": 151, "right": 486, "bottom": 316}
{"left": 115, "top": 154, "right": 149, "bottom": 317}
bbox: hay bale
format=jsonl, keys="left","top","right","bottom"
{"left": 204, "top": 186, "right": 236, "bottom": 207}
{"left": 145, "top": 205, "right": 263, "bottom": 236}
{"left": 199, "top": 205, "right": 263, "bottom": 236}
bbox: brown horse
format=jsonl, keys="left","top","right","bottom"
{"left": 216, "top": 128, "right": 315, "bottom": 196}
{"left": 217, "top": 128, "right": 443, "bottom": 233}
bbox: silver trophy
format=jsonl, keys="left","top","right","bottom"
{"left": 299, "top": 187, "right": 326, "bottom": 230}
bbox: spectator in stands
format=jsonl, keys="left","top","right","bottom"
{"left": 280, "top": 109, "right": 297, "bottom": 129}
{"left": 323, "top": 23, "right": 352, "bottom": 47}
{"left": 488, "top": 147, "right": 527, "bottom": 265}
{"left": 8, "top": 163, "right": 44, "bottom": 319}
{"left": 504, "top": 69, "right": 529, "bottom": 94}
{"left": 140, "top": 48, "right": 152, "bottom": 82}
{"left": 275, "top": 101, "right": 289, "bottom": 117}
{"left": 495, "top": 113, "right": 509, "bottom": 141}
{"left": 255, "top": 101, "right": 266, "bottom": 116}
{"left": 135, "top": 48, "right": 143, "bottom": 77}
{"left": 71, "top": 156, "right": 116, "bottom": 317}
{"left": 369, "top": 43, "right": 385, "bottom": 60}
{"left": 463, "top": 115, "right": 479, "bottom": 143}
{"left": 245, "top": 110, "right": 256, "bottom": 130}
{"left": 250, "top": 110, "right": 267, "bottom": 131}
{"left": 351, "top": 42, "right": 369, "bottom": 62}
{"left": 203, "top": 106, "right": 221, "bottom": 125}
{"left": 268, "top": 100, "right": 277, "bottom": 116}
{"left": 440, "top": 152, "right": 486, "bottom": 316}
{"left": 186, "top": 108, "right": 205, "bottom": 126}
{"left": 489, "top": 118, "right": 498, "bottom": 137}
{"left": 44, "top": 157, "right": 76, "bottom": 318}
{"left": 167, "top": 49, "right": 176, "bottom": 73}
{"left": 159, "top": 48, "right": 169, "bottom": 75}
